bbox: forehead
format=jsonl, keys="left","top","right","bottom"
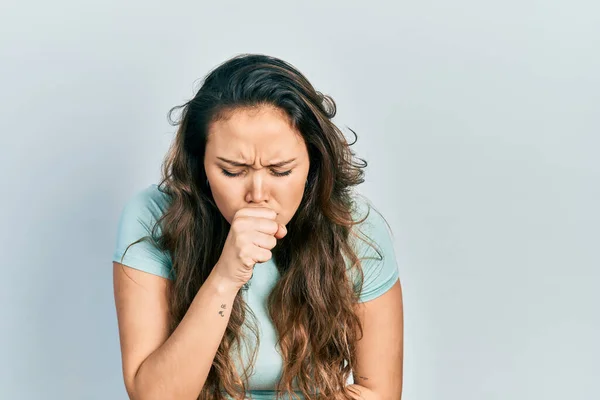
{"left": 206, "top": 106, "right": 305, "bottom": 153}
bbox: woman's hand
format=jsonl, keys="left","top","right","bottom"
{"left": 213, "top": 206, "right": 287, "bottom": 290}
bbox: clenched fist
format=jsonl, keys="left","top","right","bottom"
{"left": 212, "top": 207, "right": 287, "bottom": 290}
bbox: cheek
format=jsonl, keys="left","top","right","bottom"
{"left": 277, "top": 179, "right": 307, "bottom": 216}
{"left": 277, "top": 178, "right": 305, "bottom": 198}
{"left": 209, "top": 183, "right": 239, "bottom": 220}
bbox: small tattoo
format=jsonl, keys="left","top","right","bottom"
{"left": 221, "top": 304, "right": 226, "bottom": 309}
{"left": 218, "top": 311, "right": 224, "bottom": 317}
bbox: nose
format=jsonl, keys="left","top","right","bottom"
{"left": 245, "top": 174, "right": 270, "bottom": 205}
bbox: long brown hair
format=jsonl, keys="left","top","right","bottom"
{"left": 122, "top": 53, "right": 384, "bottom": 400}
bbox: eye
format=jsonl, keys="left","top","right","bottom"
{"left": 220, "top": 169, "right": 242, "bottom": 177}
{"left": 220, "top": 169, "right": 292, "bottom": 178}
{"left": 272, "top": 170, "right": 292, "bottom": 177}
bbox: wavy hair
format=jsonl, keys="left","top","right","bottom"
{"left": 121, "top": 53, "right": 384, "bottom": 400}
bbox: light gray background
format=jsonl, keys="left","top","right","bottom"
{"left": 1, "top": 1, "right": 598, "bottom": 399}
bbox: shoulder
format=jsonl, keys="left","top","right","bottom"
{"left": 350, "top": 193, "right": 394, "bottom": 250}
{"left": 112, "top": 183, "right": 174, "bottom": 279}
{"left": 348, "top": 193, "right": 400, "bottom": 303}
{"left": 118, "top": 184, "right": 172, "bottom": 231}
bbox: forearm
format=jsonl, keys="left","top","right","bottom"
{"left": 133, "top": 270, "right": 239, "bottom": 400}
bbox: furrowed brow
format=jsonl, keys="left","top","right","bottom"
{"left": 217, "top": 157, "right": 296, "bottom": 168}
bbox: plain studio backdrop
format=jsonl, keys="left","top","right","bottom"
{"left": 1, "top": 1, "right": 598, "bottom": 399}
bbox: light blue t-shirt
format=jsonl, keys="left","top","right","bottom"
{"left": 112, "top": 184, "right": 399, "bottom": 399}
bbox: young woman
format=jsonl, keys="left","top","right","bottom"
{"left": 112, "top": 53, "right": 403, "bottom": 400}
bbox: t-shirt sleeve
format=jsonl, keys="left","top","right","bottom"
{"left": 352, "top": 201, "right": 400, "bottom": 303}
{"left": 112, "top": 187, "right": 173, "bottom": 280}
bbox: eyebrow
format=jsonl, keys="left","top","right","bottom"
{"left": 216, "top": 157, "right": 297, "bottom": 168}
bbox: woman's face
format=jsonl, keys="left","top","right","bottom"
{"left": 203, "top": 105, "right": 311, "bottom": 226}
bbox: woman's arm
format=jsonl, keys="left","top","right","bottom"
{"left": 351, "top": 280, "right": 403, "bottom": 400}
{"left": 113, "top": 262, "right": 239, "bottom": 400}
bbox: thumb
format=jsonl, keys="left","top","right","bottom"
{"left": 274, "top": 223, "right": 287, "bottom": 239}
